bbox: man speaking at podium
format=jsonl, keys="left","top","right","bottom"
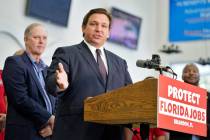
{"left": 46, "top": 8, "right": 132, "bottom": 140}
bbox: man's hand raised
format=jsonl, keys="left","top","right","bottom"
{"left": 56, "top": 63, "right": 69, "bottom": 91}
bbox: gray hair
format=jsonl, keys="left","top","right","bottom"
{"left": 24, "top": 23, "right": 43, "bottom": 37}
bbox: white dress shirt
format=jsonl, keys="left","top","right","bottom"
{"left": 84, "top": 40, "right": 108, "bottom": 74}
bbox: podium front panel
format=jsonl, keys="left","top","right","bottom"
{"left": 157, "top": 75, "right": 207, "bottom": 137}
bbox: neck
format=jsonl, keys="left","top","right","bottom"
{"left": 194, "top": 83, "right": 199, "bottom": 86}
{"left": 84, "top": 40, "right": 103, "bottom": 49}
{"left": 27, "top": 52, "right": 41, "bottom": 63}
{"left": 32, "top": 55, "right": 41, "bottom": 63}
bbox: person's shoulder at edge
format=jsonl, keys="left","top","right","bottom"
{"left": 4, "top": 54, "right": 23, "bottom": 64}
{"left": 105, "top": 49, "right": 127, "bottom": 62}
{"left": 105, "top": 49, "right": 129, "bottom": 72}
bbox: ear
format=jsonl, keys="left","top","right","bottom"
{"left": 82, "top": 25, "right": 86, "bottom": 32}
{"left": 107, "top": 34, "right": 110, "bottom": 38}
{"left": 107, "top": 31, "right": 110, "bottom": 38}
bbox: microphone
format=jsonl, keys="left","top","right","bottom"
{"left": 136, "top": 59, "right": 177, "bottom": 78}
{"left": 136, "top": 59, "right": 159, "bottom": 69}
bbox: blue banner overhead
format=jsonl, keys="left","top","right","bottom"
{"left": 169, "top": 0, "right": 210, "bottom": 42}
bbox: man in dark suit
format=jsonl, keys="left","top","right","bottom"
{"left": 46, "top": 8, "right": 132, "bottom": 140}
{"left": 2, "top": 23, "right": 56, "bottom": 140}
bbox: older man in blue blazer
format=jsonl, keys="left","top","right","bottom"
{"left": 3, "top": 23, "right": 56, "bottom": 140}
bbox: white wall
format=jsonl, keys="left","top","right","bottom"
{"left": 3, "top": 0, "right": 208, "bottom": 83}
{"left": 0, "top": 0, "right": 162, "bottom": 82}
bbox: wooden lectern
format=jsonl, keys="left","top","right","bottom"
{"left": 84, "top": 75, "right": 208, "bottom": 137}
{"left": 84, "top": 78, "right": 158, "bottom": 125}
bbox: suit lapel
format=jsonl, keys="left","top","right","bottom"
{"left": 21, "top": 53, "right": 48, "bottom": 98}
{"left": 78, "top": 41, "right": 106, "bottom": 86}
{"left": 104, "top": 50, "right": 113, "bottom": 87}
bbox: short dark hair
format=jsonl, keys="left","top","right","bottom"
{"left": 82, "top": 8, "right": 112, "bottom": 29}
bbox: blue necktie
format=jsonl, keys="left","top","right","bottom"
{"left": 35, "top": 63, "right": 52, "bottom": 114}
{"left": 96, "top": 49, "right": 107, "bottom": 83}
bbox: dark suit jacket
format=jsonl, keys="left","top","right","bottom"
{"left": 2, "top": 52, "right": 56, "bottom": 140}
{"left": 200, "top": 92, "right": 210, "bottom": 140}
{"left": 46, "top": 41, "right": 132, "bottom": 140}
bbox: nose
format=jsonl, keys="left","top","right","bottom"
{"left": 95, "top": 25, "right": 102, "bottom": 32}
{"left": 39, "top": 37, "right": 46, "bottom": 44}
{"left": 39, "top": 38, "right": 43, "bottom": 43}
{"left": 189, "top": 70, "right": 196, "bottom": 75}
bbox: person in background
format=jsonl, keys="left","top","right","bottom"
{"left": 0, "top": 49, "right": 25, "bottom": 140}
{"left": 13, "top": 49, "right": 25, "bottom": 56}
{"left": 2, "top": 23, "right": 56, "bottom": 140}
{"left": 131, "top": 127, "right": 167, "bottom": 140}
{"left": 182, "top": 63, "right": 200, "bottom": 86}
{"left": 0, "top": 70, "right": 6, "bottom": 140}
{"left": 46, "top": 8, "right": 132, "bottom": 140}
{"left": 170, "top": 63, "right": 209, "bottom": 140}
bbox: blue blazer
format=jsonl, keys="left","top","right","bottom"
{"left": 46, "top": 41, "right": 132, "bottom": 140}
{"left": 3, "top": 52, "right": 56, "bottom": 140}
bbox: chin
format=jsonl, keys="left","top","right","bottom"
{"left": 35, "top": 51, "right": 44, "bottom": 56}
{"left": 187, "top": 81, "right": 198, "bottom": 86}
{"left": 89, "top": 42, "right": 102, "bottom": 47}
{"left": 92, "top": 38, "right": 106, "bottom": 44}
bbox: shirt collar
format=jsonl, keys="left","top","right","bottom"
{"left": 26, "top": 51, "right": 46, "bottom": 68}
{"left": 84, "top": 40, "right": 105, "bottom": 56}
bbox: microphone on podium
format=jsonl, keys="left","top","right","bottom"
{"left": 136, "top": 59, "right": 160, "bottom": 69}
{"left": 136, "top": 59, "right": 177, "bottom": 78}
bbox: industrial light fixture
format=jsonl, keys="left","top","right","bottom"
{"left": 197, "top": 57, "right": 210, "bottom": 65}
{"left": 159, "top": 44, "right": 182, "bottom": 54}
